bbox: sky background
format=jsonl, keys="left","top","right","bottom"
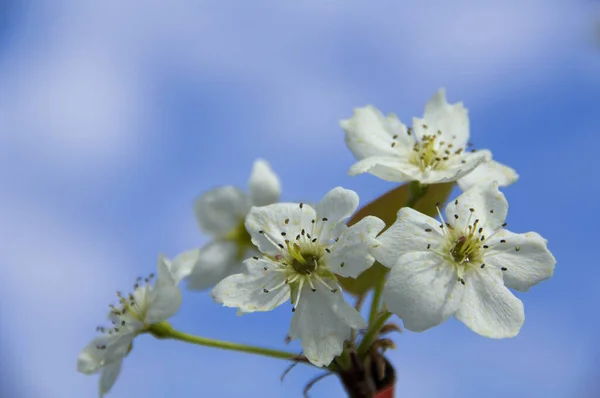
{"left": 1, "top": 1, "right": 599, "bottom": 397}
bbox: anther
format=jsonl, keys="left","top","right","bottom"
{"left": 490, "top": 209, "right": 494, "bottom": 213}
{"left": 331, "top": 288, "right": 338, "bottom": 293}
{"left": 392, "top": 134, "right": 398, "bottom": 139}
{"left": 311, "top": 288, "right": 316, "bottom": 292}
{"left": 263, "top": 267, "right": 268, "bottom": 270}
{"left": 322, "top": 217, "right": 328, "bottom": 222}
{"left": 469, "top": 208, "right": 475, "bottom": 212}
{"left": 281, "top": 232, "right": 286, "bottom": 236}
{"left": 285, "top": 218, "right": 289, "bottom": 224}
{"left": 278, "top": 243, "right": 284, "bottom": 249}
{"left": 515, "top": 246, "right": 521, "bottom": 252}
{"left": 325, "top": 248, "right": 331, "bottom": 253}
{"left": 500, "top": 240, "right": 506, "bottom": 243}
{"left": 311, "top": 238, "right": 317, "bottom": 243}
{"left": 454, "top": 214, "right": 458, "bottom": 219}
{"left": 425, "top": 228, "right": 432, "bottom": 232}
{"left": 480, "top": 264, "right": 485, "bottom": 269}
{"left": 455, "top": 200, "right": 458, "bottom": 205}
{"left": 301, "top": 229, "right": 305, "bottom": 235}
{"left": 263, "top": 288, "right": 269, "bottom": 293}
{"left": 480, "top": 236, "right": 485, "bottom": 241}
{"left": 427, "top": 244, "right": 431, "bottom": 249}
{"left": 391, "top": 142, "right": 396, "bottom": 148}
{"left": 483, "top": 245, "right": 489, "bottom": 249}
{"left": 502, "top": 223, "right": 508, "bottom": 227}
{"left": 253, "top": 256, "right": 259, "bottom": 260}
{"left": 501, "top": 267, "right": 508, "bottom": 271}
{"left": 340, "top": 262, "right": 345, "bottom": 267}
{"left": 259, "top": 230, "right": 265, "bottom": 234}
{"left": 299, "top": 203, "right": 304, "bottom": 209}
{"left": 306, "top": 233, "right": 312, "bottom": 239}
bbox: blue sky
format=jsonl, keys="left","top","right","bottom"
{"left": 0, "top": 1, "right": 599, "bottom": 397}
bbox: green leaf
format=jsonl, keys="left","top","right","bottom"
{"left": 338, "top": 182, "right": 455, "bottom": 296}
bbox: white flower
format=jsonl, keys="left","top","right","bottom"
{"left": 77, "top": 254, "right": 183, "bottom": 396}
{"left": 341, "top": 89, "right": 518, "bottom": 189}
{"left": 372, "top": 182, "right": 555, "bottom": 338}
{"left": 181, "top": 159, "right": 281, "bottom": 290}
{"left": 211, "top": 187, "right": 385, "bottom": 367}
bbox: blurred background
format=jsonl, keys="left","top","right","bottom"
{"left": 0, "top": 1, "right": 599, "bottom": 397}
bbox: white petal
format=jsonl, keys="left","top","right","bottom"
{"left": 445, "top": 182, "right": 507, "bottom": 232}
{"left": 325, "top": 216, "right": 385, "bottom": 278}
{"left": 484, "top": 231, "right": 556, "bottom": 292}
{"left": 373, "top": 207, "right": 444, "bottom": 269}
{"left": 341, "top": 106, "right": 413, "bottom": 160}
{"left": 211, "top": 257, "right": 291, "bottom": 312}
{"left": 98, "top": 359, "right": 122, "bottom": 397}
{"left": 383, "top": 251, "right": 464, "bottom": 332}
{"left": 457, "top": 152, "right": 519, "bottom": 191}
{"left": 78, "top": 337, "right": 110, "bottom": 375}
{"left": 144, "top": 285, "right": 182, "bottom": 324}
{"left": 194, "top": 186, "right": 249, "bottom": 237}
{"left": 248, "top": 159, "right": 281, "bottom": 207}
{"left": 348, "top": 156, "right": 421, "bottom": 182}
{"left": 455, "top": 267, "right": 524, "bottom": 338}
{"left": 156, "top": 253, "right": 177, "bottom": 287}
{"left": 245, "top": 203, "right": 315, "bottom": 256}
{"left": 168, "top": 249, "right": 201, "bottom": 286}
{"left": 289, "top": 285, "right": 366, "bottom": 367}
{"left": 315, "top": 187, "right": 359, "bottom": 239}
{"left": 186, "top": 240, "right": 242, "bottom": 291}
{"left": 422, "top": 88, "right": 470, "bottom": 147}
{"left": 415, "top": 151, "right": 488, "bottom": 185}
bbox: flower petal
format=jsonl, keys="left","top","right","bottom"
{"left": 315, "top": 187, "right": 359, "bottom": 236}
{"left": 78, "top": 334, "right": 132, "bottom": 375}
{"left": 373, "top": 207, "right": 444, "bottom": 269}
{"left": 445, "top": 182, "right": 507, "bottom": 232}
{"left": 248, "top": 158, "right": 281, "bottom": 207}
{"left": 454, "top": 267, "right": 524, "bottom": 338}
{"left": 167, "top": 249, "right": 201, "bottom": 286}
{"left": 383, "top": 251, "right": 463, "bottom": 332}
{"left": 156, "top": 253, "right": 177, "bottom": 287}
{"left": 422, "top": 88, "right": 469, "bottom": 147}
{"left": 289, "top": 285, "right": 366, "bottom": 367}
{"left": 457, "top": 151, "right": 519, "bottom": 191}
{"left": 99, "top": 359, "right": 122, "bottom": 397}
{"left": 484, "top": 231, "right": 556, "bottom": 292}
{"left": 245, "top": 203, "right": 315, "bottom": 256}
{"left": 325, "top": 216, "right": 385, "bottom": 278}
{"left": 415, "top": 151, "right": 488, "bottom": 185}
{"left": 342, "top": 106, "right": 412, "bottom": 160}
{"left": 186, "top": 240, "right": 242, "bottom": 291}
{"left": 145, "top": 285, "right": 182, "bottom": 324}
{"left": 348, "top": 156, "right": 421, "bottom": 182}
{"left": 194, "top": 186, "right": 249, "bottom": 237}
{"left": 211, "top": 257, "right": 291, "bottom": 312}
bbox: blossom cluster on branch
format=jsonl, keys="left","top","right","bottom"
{"left": 78, "top": 89, "right": 556, "bottom": 397}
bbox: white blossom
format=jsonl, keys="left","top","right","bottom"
{"left": 211, "top": 187, "right": 385, "bottom": 366}
{"left": 372, "top": 182, "right": 555, "bottom": 338}
{"left": 77, "top": 254, "right": 183, "bottom": 396}
{"left": 181, "top": 159, "right": 281, "bottom": 290}
{"left": 341, "top": 89, "right": 518, "bottom": 189}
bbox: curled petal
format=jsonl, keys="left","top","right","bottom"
{"left": 458, "top": 152, "right": 518, "bottom": 191}
{"left": 99, "top": 359, "right": 123, "bottom": 397}
{"left": 348, "top": 156, "right": 421, "bottom": 182}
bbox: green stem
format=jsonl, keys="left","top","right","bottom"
{"left": 150, "top": 322, "right": 308, "bottom": 363}
{"left": 368, "top": 275, "right": 386, "bottom": 326}
{"left": 357, "top": 311, "right": 392, "bottom": 357}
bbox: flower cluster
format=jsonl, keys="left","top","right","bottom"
{"left": 78, "top": 88, "right": 556, "bottom": 396}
